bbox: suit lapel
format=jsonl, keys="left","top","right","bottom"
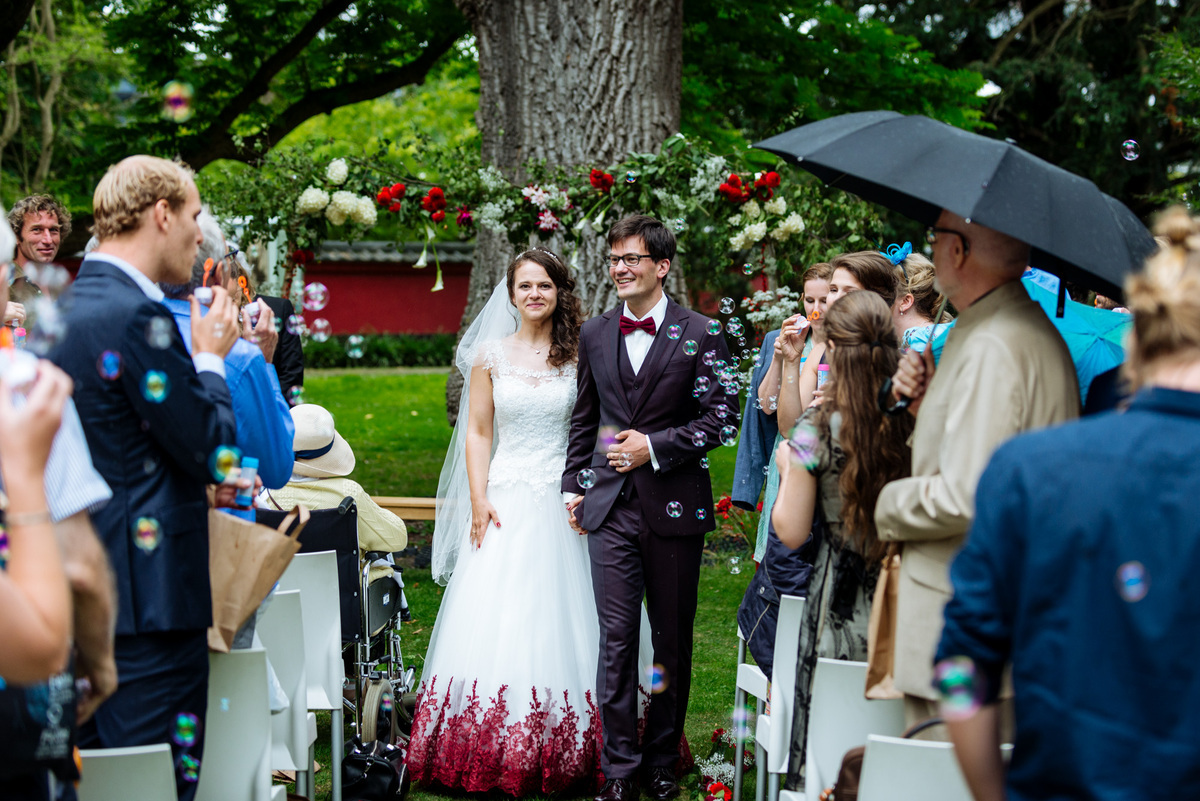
{"left": 598, "top": 307, "right": 634, "bottom": 420}
{"left": 630, "top": 299, "right": 689, "bottom": 419}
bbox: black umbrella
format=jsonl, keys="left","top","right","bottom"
{"left": 754, "top": 111, "right": 1156, "bottom": 298}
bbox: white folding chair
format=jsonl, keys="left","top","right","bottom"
{"left": 196, "top": 648, "right": 274, "bottom": 801}
{"left": 762, "top": 595, "right": 804, "bottom": 801}
{"left": 278, "top": 550, "right": 345, "bottom": 801}
{"left": 732, "top": 624, "right": 769, "bottom": 801}
{"left": 258, "top": 589, "right": 319, "bottom": 797}
{"left": 733, "top": 596, "right": 805, "bottom": 801}
{"left": 803, "top": 659, "right": 905, "bottom": 801}
{"left": 857, "top": 733, "right": 1014, "bottom": 801}
{"left": 78, "top": 743, "right": 177, "bottom": 801}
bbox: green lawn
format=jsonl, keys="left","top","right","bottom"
{"left": 298, "top": 368, "right": 756, "bottom": 800}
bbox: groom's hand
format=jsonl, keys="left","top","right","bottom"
{"left": 609, "top": 430, "right": 650, "bottom": 473}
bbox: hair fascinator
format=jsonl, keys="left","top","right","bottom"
{"left": 880, "top": 242, "right": 912, "bottom": 278}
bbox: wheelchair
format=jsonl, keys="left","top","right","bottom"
{"left": 258, "top": 495, "right": 415, "bottom": 744}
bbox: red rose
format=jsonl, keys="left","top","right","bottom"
{"left": 711, "top": 727, "right": 725, "bottom": 743}
{"left": 431, "top": 210, "right": 445, "bottom": 222}
{"left": 762, "top": 171, "right": 781, "bottom": 189}
{"left": 726, "top": 174, "right": 743, "bottom": 188}
{"left": 391, "top": 182, "right": 406, "bottom": 198}
{"left": 589, "top": 168, "right": 614, "bottom": 193}
{"left": 388, "top": 202, "right": 401, "bottom": 213}
{"left": 756, "top": 500, "right": 764, "bottom": 512}
{"left": 376, "top": 189, "right": 390, "bottom": 206}
{"left": 716, "top": 496, "right": 733, "bottom": 513}
{"left": 754, "top": 171, "right": 780, "bottom": 200}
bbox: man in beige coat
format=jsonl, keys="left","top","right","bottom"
{"left": 875, "top": 209, "right": 1080, "bottom": 726}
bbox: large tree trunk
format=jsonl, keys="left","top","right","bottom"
{"left": 447, "top": 0, "right": 684, "bottom": 423}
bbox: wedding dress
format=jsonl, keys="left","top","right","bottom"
{"left": 408, "top": 339, "right": 646, "bottom": 795}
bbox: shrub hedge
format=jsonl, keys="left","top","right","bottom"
{"left": 303, "top": 333, "right": 456, "bottom": 368}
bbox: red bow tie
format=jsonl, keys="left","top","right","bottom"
{"left": 619, "top": 316, "right": 657, "bottom": 336}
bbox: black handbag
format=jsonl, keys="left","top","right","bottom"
{"left": 343, "top": 735, "right": 411, "bottom": 801}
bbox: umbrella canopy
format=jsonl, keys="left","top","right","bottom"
{"left": 754, "top": 111, "right": 1157, "bottom": 297}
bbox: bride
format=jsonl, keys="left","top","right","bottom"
{"left": 409, "top": 248, "right": 648, "bottom": 795}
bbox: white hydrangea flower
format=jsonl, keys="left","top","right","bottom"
{"left": 770, "top": 212, "right": 806, "bottom": 242}
{"left": 325, "top": 158, "right": 349, "bottom": 185}
{"left": 764, "top": 196, "right": 787, "bottom": 215}
{"left": 742, "top": 199, "right": 762, "bottom": 220}
{"left": 476, "top": 199, "right": 514, "bottom": 234}
{"left": 730, "top": 221, "right": 768, "bottom": 250}
{"left": 477, "top": 165, "right": 510, "bottom": 193}
{"left": 728, "top": 214, "right": 743, "bottom": 227}
{"left": 296, "top": 187, "right": 330, "bottom": 216}
{"left": 689, "top": 155, "right": 728, "bottom": 196}
{"left": 350, "top": 195, "right": 377, "bottom": 227}
{"left": 325, "top": 190, "right": 357, "bottom": 226}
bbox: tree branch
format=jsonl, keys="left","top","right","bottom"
{"left": 0, "top": 0, "right": 35, "bottom": 54}
{"left": 182, "top": 25, "right": 466, "bottom": 170}
{"left": 987, "top": 0, "right": 1064, "bottom": 68}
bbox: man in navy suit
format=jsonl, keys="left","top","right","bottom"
{"left": 564, "top": 215, "right": 738, "bottom": 801}
{"left": 53, "top": 155, "right": 240, "bottom": 800}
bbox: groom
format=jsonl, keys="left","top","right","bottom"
{"left": 564, "top": 215, "right": 737, "bottom": 801}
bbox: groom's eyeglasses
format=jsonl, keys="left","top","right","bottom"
{"left": 608, "top": 253, "right": 653, "bottom": 268}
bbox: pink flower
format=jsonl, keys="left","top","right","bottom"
{"left": 537, "top": 209, "right": 560, "bottom": 231}
{"left": 456, "top": 206, "right": 474, "bottom": 227}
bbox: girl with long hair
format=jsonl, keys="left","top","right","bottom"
{"left": 770, "top": 290, "right": 915, "bottom": 785}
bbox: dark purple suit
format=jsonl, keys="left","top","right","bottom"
{"left": 562, "top": 296, "right": 738, "bottom": 779}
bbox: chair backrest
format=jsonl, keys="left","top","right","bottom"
{"left": 195, "top": 648, "right": 273, "bottom": 801}
{"left": 766, "top": 595, "right": 805, "bottom": 772}
{"left": 259, "top": 497, "right": 362, "bottom": 643}
{"left": 857, "top": 734, "right": 971, "bottom": 801}
{"left": 78, "top": 743, "right": 177, "bottom": 801}
{"left": 277, "top": 550, "right": 343, "bottom": 710}
{"left": 257, "top": 589, "right": 310, "bottom": 771}
{"left": 804, "top": 659, "right": 905, "bottom": 801}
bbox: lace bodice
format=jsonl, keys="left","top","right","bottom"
{"left": 482, "top": 341, "right": 577, "bottom": 493}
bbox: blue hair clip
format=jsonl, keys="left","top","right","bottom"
{"left": 880, "top": 242, "right": 912, "bottom": 278}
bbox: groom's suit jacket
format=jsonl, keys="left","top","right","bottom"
{"left": 562, "top": 296, "right": 739, "bottom": 535}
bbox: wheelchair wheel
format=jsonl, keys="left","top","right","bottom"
{"left": 361, "top": 678, "right": 397, "bottom": 745}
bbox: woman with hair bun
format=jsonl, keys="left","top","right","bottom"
{"left": 771, "top": 290, "right": 915, "bottom": 785}
{"left": 892, "top": 251, "right": 955, "bottom": 357}
{"left": 937, "top": 206, "right": 1200, "bottom": 801}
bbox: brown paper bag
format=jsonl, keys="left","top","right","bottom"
{"left": 207, "top": 506, "right": 309, "bottom": 652}
{"left": 865, "top": 543, "right": 903, "bottom": 700}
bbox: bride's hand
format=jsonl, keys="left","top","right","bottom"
{"left": 470, "top": 501, "right": 501, "bottom": 549}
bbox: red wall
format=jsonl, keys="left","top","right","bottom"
{"left": 296, "top": 259, "right": 471, "bottom": 335}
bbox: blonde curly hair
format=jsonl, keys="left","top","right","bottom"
{"left": 1124, "top": 206, "right": 1200, "bottom": 389}
{"left": 91, "top": 156, "right": 194, "bottom": 241}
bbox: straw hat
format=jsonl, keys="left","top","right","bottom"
{"left": 290, "top": 403, "right": 355, "bottom": 478}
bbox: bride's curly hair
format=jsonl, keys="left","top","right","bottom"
{"left": 816, "top": 290, "right": 914, "bottom": 562}
{"left": 506, "top": 247, "right": 583, "bottom": 367}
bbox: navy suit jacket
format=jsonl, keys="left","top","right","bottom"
{"left": 52, "top": 259, "right": 237, "bottom": 635}
{"left": 562, "top": 297, "right": 739, "bottom": 535}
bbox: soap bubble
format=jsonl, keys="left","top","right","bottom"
{"left": 0, "top": 529, "right": 8, "bottom": 570}
{"left": 146, "top": 316, "right": 174, "bottom": 349}
{"left": 666, "top": 501, "right": 683, "bottom": 518}
{"left": 691, "top": 431, "right": 708, "bottom": 447}
{"left": 141, "top": 371, "right": 170, "bottom": 403}
{"left": 666, "top": 324, "right": 682, "bottom": 340}
{"left": 786, "top": 421, "right": 820, "bottom": 470}
{"left": 302, "top": 282, "right": 329, "bottom": 311}
{"left": 718, "top": 297, "right": 736, "bottom": 314}
{"left": 706, "top": 319, "right": 722, "bottom": 336}
{"left": 700, "top": 456, "right": 710, "bottom": 469}
{"left": 288, "top": 386, "right": 306, "bottom": 407}
{"left": 97, "top": 350, "right": 123, "bottom": 380}
{"left": 702, "top": 350, "right": 716, "bottom": 366}
{"left": 310, "top": 318, "right": 331, "bottom": 342}
{"left": 208, "top": 445, "right": 242, "bottom": 483}
{"left": 720, "top": 425, "right": 739, "bottom": 446}
{"left": 173, "top": 712, "right": 199, "bottom": 747}
{"left": 285, "top": 314, "right": 306, "bottom": 336}
{"left": 673, "top": 218, "right": 686, "bottom": 232}
{"left": 696, "top": 508, "right": 707, "bottom": 520}
{"left": 1116, "top": 561, "right": 1149, "bottom": 602}
{"left": 179, "top": 754, "right": 200, "bottom": 783}
{"left": 716, "top": 403, "right": 729, "bottom": 419}
{"left": 1121, "top": 139, "right": 1140, "bottom": 161}
{"left": 596, "top": 425, "right": 621, "bottom": 450}
{"left": 134, "top": 517, "right": 162, "bottom": 553}
{"left": 728, "top": 556, "right": 742, "bottom": 574}
{"left": 742, "top": 263, "right": 755, "bottom": 276}
{"left": 647, "top": 663, "right": 668, "bottom": 694}
{"left": 347, "top": 334, "right": 365, "bottom": 359}
{"left": 694, "top": 376, "right": 710, "bottom": 394}
{"left": 727, "top": 318, "right": 745, "bottom": 337}
{"left": 934, "top": 656, "right": 984, "bottom": 721}
{"left": 161, "top": 80, "right": 194, "bottom": 122}
{"left": 625, "top": 172, "right": 638, "bottom": 183}
{"left": 577, "top": 468, "right": 596, "bottom": 489}
{"left": 683, "top": 340, "right": 698, "bottom": 355}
